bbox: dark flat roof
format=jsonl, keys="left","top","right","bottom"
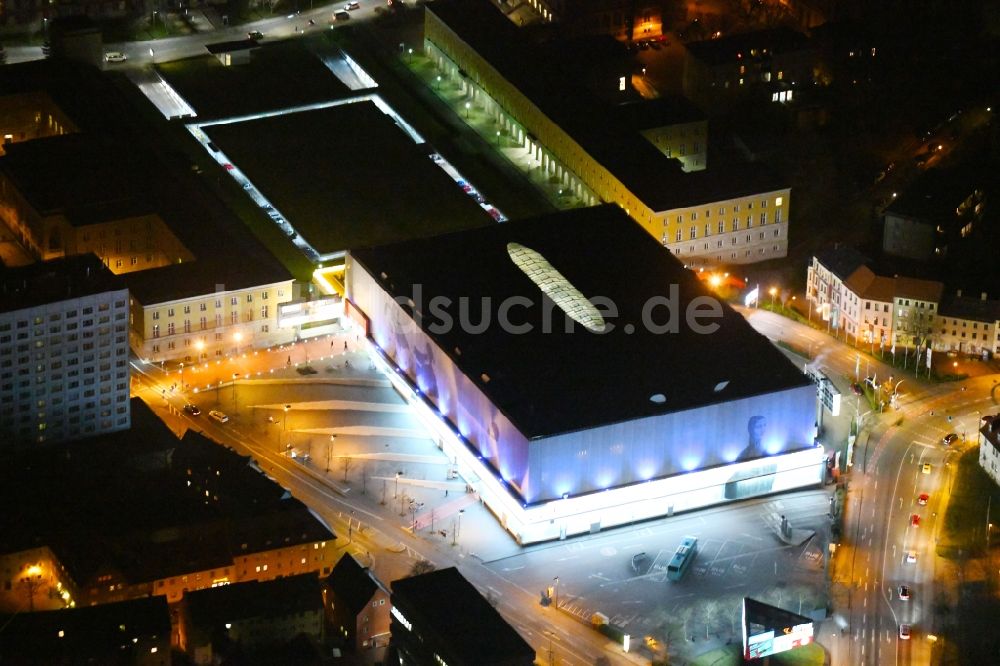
{"left": 937, "top": 295, "right": 1000, "bottom": 322}
{"left": 0, "top": 254, "right": 125, "bottom": 314}
{"left": 392, "top": 568, "right": 534, "bottom": 665}
{"left": 0, "top": 60, "right": 293, "bottom": 304}
{"left": 684, "top": 28, "right": 813, "bottom": 66}
{"left": 427, "top": 0, "right": 786, "bottom": 212}
{"left": 156, "top": 39, "right": 354, "bottom": 119}
{"left": 0, "top": 134, "right": 156, "bottom": 224}
{"left": 616, "top": 95, "right": 707, "bottom": 130}
{"left": 203, "top": 102, "right": 493, "bottom": 254}
{"left": 351, "top": 205, "right": 810, "bottom": 439}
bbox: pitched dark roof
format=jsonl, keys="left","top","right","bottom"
{"left": 185, "top": 573, "right": 323, "bottom": 628}
{"left": 684, "top": 28, "right": 813, "bottom": 66}
{"left": 0, "top": 254, "right": 126, "bottom": 314}
{"left": 814, "top": 245, "right": 870, "bottom": 282}
{"left": 326, "top": 553, "right": 379, "bottom": 615}
{"left": 426, "top": 0, "right": 786, "bottom": 212}
{"left": 937, "top": 294, "right": 1000, "bottom": 322}
{"left": 350, "top": 205, "right": 810, "bottom": 439}
{"left": 0, "top": 596, "right": 170, "bottom": 663}
{"left": 392, "top": 567, "right": 534, "bottom": 666}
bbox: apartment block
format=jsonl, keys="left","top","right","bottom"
{"left": 0, "top": 254, "right": 129, "bottom": 447}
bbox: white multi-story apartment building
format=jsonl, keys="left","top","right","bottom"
{"left": 0, "top": 254, "right": 130, "bottom": 446}
{"left": 807, "top": 246, "right": 944, "bottom": 350}
{"left": 935, "top": 292, "right": 1000, "bottom": 358}
{"left": 980, "top": 415, "right": 1000, "bottom": 489}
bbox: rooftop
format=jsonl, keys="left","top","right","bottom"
{"left": 156, "top": 39, "right": 354, "bottom": 119}
{"left": 0, "top": 597, "right": 170, "bottom": 662}
{"left": 894, "top": 276, "right": 944, "bottom": 303}
{"left": 350, "top": 205, "right": 811, "bottom": 439}
{"left": 615, "top": 95, "right": 707, "bottom": 130}
{"left": 185, "top": 573, "right": 323, "bottom": 628}
{"left": 202, "top": 101, "right": 493, "bottom": 254}
{"left": 0, "top": 61, "right": 293, "bottom": 303}
{"left": 814, "top": 245, "right": 871, "bottom": 282}
{"left": 684, "top": 28, "right": 814, "bottom": 66}
{"left": 391, "top": 567, "right": 534, "bottom": 665}
{"left": 844, "top": 266, "right": 896, "bottom": 303}
{"left": 0, "top": 399, "right": 334, "bottom": 584}
{"left": 205, "top": 38, "right": 259, "bottom": 54}
{"left": 937, "top": 294, "right": 1000, "bottom": 323}
{"left": 426, "top": 0, "right": 786, "bottom": 212}
{"left": 326, "top": 553, "right": 383, "bottom": 615}
{"left": 0, "top": 254, "right": 125, "bottom": 314}
{"left": 885, "top": 162, "right": 998, "bottom": 223}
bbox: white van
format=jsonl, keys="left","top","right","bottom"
{"left": 209, "top": 410, "right": 229, "bottom": 423}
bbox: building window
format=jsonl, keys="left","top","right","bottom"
{"left": 775, "top": 209, "right": 782, "bottom": 223}
{"left": 690, "top": 227, "right": 697, "bottom": 240}
{"left": 760, "top": 213, "right": 767, "bottom": 225}
{"left": 718, "top": 221, "right": 725, "bottom": 234}
{"left": 152, "top": 311, "right": 160, "bottom": 321}
{"left": 675, "top": 229, "right": 682, "bottom": 242}
{"left": 152, "top": 325, "right": 159, "bottom": 339}
{"left": 732, "top": 220, "right": 739, "bottom": 232}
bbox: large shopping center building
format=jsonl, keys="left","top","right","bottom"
{"left": 346, "top": 206, "right": 824, "bottom": 544}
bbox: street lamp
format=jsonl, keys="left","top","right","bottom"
{"left": 552, "top": 576, "right": 560, "bottom": 608}
{"left": 496, "top": 130, "right": 501, "bottom": 146}
{"left": 452, "top": 508, "right": 465, "bottom": 546}
{"left": 769, "top": 287, "right": 778, "bottom": 308}
{"left": 464, "top": 101, "right": 471, "bottom": 118}
{"left": 327, "top": 434, "right": 336, "bottom": 472}
{"left": 435, "top": 75, "right": 442, "bottom": 91}
{"left": 282, "top": 404, "right": 291, "bottom": 453}
{"left": 233, "top": 331, "right": 243, "bottom": 354}
{"left": 195, "top": 339, "right": 205, "bottom": 360}
{"left": 231, "top": 372, "right": 239, "bottom": 414}
{"left": 394, "top": 470, "right": 403, "bottom": 498}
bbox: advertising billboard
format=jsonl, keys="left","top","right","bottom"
{"left": 742, "top": 597, "right": 814, "bottom": 660}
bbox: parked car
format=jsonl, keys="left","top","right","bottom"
{"left": 209, "top": 410, "right": 229, "bottom": 423}
{"left": 334, "top": 10, "right": 351, "bottom": 20}
{"left": 345, "top": 1, "right": 361, "bottom": 8}
{"left": 905, "top": 550, "right": 917, "bottom": 563}
{"left": 898, "top": 585, "right": 911, "bottom": 601}
{"left": 105, "top": 51, "right": 127, "bottom": 63}
{"left": 943, "top": 433, "right": 958, "bottom": 446}
{"left": 917, "top": 493, "right": 929, "bottom": 506}
{"left": 922, "top": 463, "right": 932, "bottom": 474}
{"left": 899, "top": 624, "right": 911, "bottom": 640}
{"left": 183, "top": 403, "right": 201, "bottom": 416}
{"left": 910, "top": 514, "right": 921, "bottom": 528}
{"left": 248, "top": 30, "right": 264, "bottom": 40}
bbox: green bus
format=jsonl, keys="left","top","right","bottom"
{"left": 666, "top": 536, "right": 698, "bottom": 581}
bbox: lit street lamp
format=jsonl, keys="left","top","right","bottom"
{"left": 452, "top": 508, "right": 465, "bottom": 546}
{"left": 231, "top": 372, "right": 239, "bottom": 414}
{"left": 464, "top": 101, "right": 471, "bottom": 119}
{"left": 769, "top": 287, "right": 778, "bottom": 308}
{"left": 282, "top": 404, "right": 291, "bottom": 453}
{"left": 326, "top": 434, "right": 336, "bottom": 472}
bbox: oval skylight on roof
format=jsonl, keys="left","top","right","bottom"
{"left": 507, "top": 242, "right": 606, "bottom": 333}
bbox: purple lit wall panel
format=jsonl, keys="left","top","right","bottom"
{"left": 526, "top": 385, "right": 816, "bottom": 502}
{"left": 348, "top": 262, "right": 531, "bottom": 493}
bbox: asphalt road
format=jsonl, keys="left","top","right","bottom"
{"left": 743, "top": 307, "right": 999, "bottom": 666}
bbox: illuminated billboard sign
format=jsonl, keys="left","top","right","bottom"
{"left": 742, "top": 597, "right": 814, "bottom": 660}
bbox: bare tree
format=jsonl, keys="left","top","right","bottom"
{"left": 408, "top": 559, "right": 436, "bottom": 578}
{"left": 340, "top": 456, "right": 355, "bottom": 482}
